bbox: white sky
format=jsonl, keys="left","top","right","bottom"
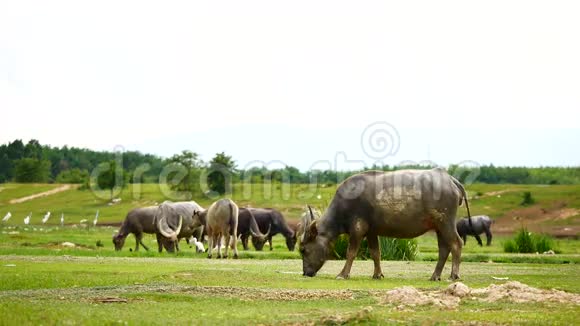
{"left": 1, "top": 1, "right": 579, "bottom": 170}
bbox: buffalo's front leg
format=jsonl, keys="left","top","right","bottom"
{"left": 156, "top": 234, "right": 163, "bottom": 253}
{"left": 367, "top": 235, "right": 384, "bottom": 279}
{"left": 337, "top": 219, "right": 368, "bottom": 279}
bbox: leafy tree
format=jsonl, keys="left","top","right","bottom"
{"left": 94, "top": 160, "right": 126, "bottom": 200}
{"left": 207, "top": 152, "right": 236, "bottom": 195}
{"left": 166, "top": 150, "right": 203, "bottom": 194}
{"left": 13, "top": 158, "right": 51, "bottom": 183}
{"left": 56, "top": 168, "right": 89, "bottom": 184}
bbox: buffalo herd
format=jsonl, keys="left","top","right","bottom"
{"left": 113, "top": 168, "right": 492, "bottom": 280}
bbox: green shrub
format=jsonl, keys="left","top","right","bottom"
{"left": 514, "top": 228, "right": 536, "bottom": 253}
{"left": 534, "top": 234, "right": 554, "bottom": 253}
{"left": 520, "top": 191, "right": 535, "bottom": 206}
{"left": 503, "top": 239, "right": 518, "bottom": 253}
{"left": 503, "top": 228, "right": 555, "bottom": 253}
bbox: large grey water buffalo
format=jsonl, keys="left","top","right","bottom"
{"left": 155, "top": 201, "right": 204, "bottom": 253}
{"left": 300, "top": 168, "right": 472, "bottom": 281}
{"left": 113, "top": 206, "right": 160, "bottom": 252}
{"left": 237, "top": 208, "right": 271, "bottom": 250}
{"left": 250, "top": 208, "right": 297, "bottom": 251}
{"left": 456, "top": 215, "right": 493, "bottom": 246}
{"left": 192, "top": 198, "right": 239, "bottom": 259}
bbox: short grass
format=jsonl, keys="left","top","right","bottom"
{"left": 0, "top": 255, "right": 578, "bottom": 325}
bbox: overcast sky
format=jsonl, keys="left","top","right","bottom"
{"left": 1, "top": 1, "right": 579, "bottom": 170}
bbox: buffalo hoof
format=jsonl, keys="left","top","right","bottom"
{"left": 233, "top": 254, "right": 239, "bottom": 259}
{"left": 207, "top": 255, "right": 212, "bottom": 259}
{"left": 430, "top": 275, "right": 441, "bottom": 281}
{"left": 372, "top": 273, "right": 384, "bottom": 280}
{"left": 336, "top": 274, "right": 350, "bottom": 280}
{"left": 449, "top": 274, "right": 460, "bottom": 281}
{"left": 222, "top": 255, "right": 228, "bottom": 259}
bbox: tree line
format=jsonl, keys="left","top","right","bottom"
{"left": 1, "top": 140, "right": 579, "bottom": 192}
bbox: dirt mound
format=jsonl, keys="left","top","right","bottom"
{"left": 473, "top": 281, "right": 580, "bottom": 304}
{"left": 379, "top": 282, "right": 580, "bottom": 310}
{"left": 380, "top": 284, "right": 462, "bottom": 309}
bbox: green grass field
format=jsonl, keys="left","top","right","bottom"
{"left": 0, "top": 183, "right": 579, "bottom": 324}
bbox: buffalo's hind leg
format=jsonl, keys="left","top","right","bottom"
{"left": 367, "top": 235, "right": 384, "bottom": 279}
{"left": 432, "top": 224, "right": 463, "bottom": 281}
{"left": 484, "top": 225, "right": 493, "bottom": 246}
{"left": 430, "top": 231, "right": 450, "bottom": 281}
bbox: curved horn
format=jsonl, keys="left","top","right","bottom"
{"left": 157, "top": 215, "right": 182, "bottom": 241}
{"left": 175, "top": 215, "right": 183, "bottom": 237}
{"left": 263, "top": 223, "right": 271, "bottom": 238}
{"left": 303, "top": 205, "right": 314, "bottom": 226}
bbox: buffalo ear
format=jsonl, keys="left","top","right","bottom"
{"left": 307, "top": 220, "right": 318, "bottom": 240}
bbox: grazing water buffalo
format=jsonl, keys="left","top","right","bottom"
{"left": 249, "top": 208, "right": 296, "bottom": 251}
{"left": 113, "top": 206, "right": 159, "bottom": 252}
{"left": 155, "top": 201, "right": 204, "bottom": 253}
{"left": 300, "top": 168, "right": 472, "bottom": 281}
{"left": 456, "top": 215, "right": 493, "bottom": 246}
{"left": 237, "top": 208, "right": 271, "bottom": 250}
{"left": 193, "top": 198, "right": 239, "bottom": 259}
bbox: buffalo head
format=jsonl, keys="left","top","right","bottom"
{"left": 112, "top": 233, "right": 126, "bottom": 251}
{"left": 300, "top": 206, "right": 330, "bottom": 277}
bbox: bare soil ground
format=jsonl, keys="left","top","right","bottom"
{"left": 494, "top": 201, "right": 580, "bottom": 237}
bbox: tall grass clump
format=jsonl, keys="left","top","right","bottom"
{"left": 503, "top": 228, "right": 555, "bottom": 253}
{"left": 378, "top": 237, "right": 418, "bottom": 261}
{"left": 332, "top": 235, "right": 418, "bottom": 261}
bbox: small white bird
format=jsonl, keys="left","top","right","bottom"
{"left": 24, "top": 213, "right": 31, "bottom": 225}
{"left": 2, "top": 212, "right": 11, "bottom": 222}
{"left": 79, "top": 219, "right": 88, "bottom": 224}
{"left": 93, "top": 210, "right": 99, "bottom": 226}
{"left": 192, "top": 237, "right": 205, "bottom": 253}
{"left": 60, "top": 213, "right": 64, "bottom": 226}
{"left": 42, "top": 211, "right": 51, "bottom": 224}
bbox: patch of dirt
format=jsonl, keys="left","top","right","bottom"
{"left": 0, "top": 284, "right": 355, "bottom": 303}
{"left": 493, "top": 201, "right": 580, "bottom": 237}
{"left": 179, "top": 286, "right": 355, "bottom": 301}
{"left": 8, "top": 184, "right": 77, "bottom": 204}
{"left": 91, "top": 297, "right": 128, "bottom": 303}
{"left": 481, "top": 189, "right": 516, "bottom": 197}
{"left": 41, "top": 241, "right": 95, "bottom": 250}
{"left": 378, "top": 282, "right": 580, "bottom": 310}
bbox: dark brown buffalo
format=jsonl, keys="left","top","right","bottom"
{"left": 237, "top": 208, "right": 271, "bottom": 250}
{"left": 249, "top": 208, "right": 296, "bottom": 251}
{"left": 113, "top": 206, "right": 161, "bottom": 252}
